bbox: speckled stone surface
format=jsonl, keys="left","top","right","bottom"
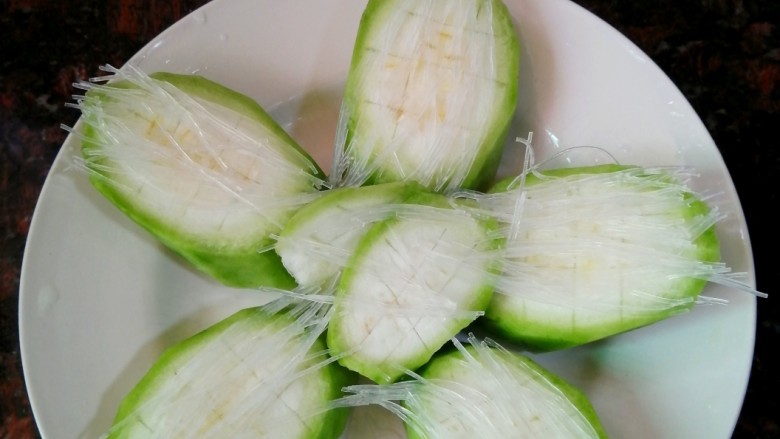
{"left": 1, "top": 0, "right": 777, "bottom": 437}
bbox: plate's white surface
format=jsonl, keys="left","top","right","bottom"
{"left": 19, "top": 0, "right": 756, "bottom": 438}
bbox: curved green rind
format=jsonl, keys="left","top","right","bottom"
{"left": 277, "top": 181, "right": 429, "bottom": 286}
{"left": 83, "top": 161, "right": 297, "bottom": 289}
{"left": 405, "top": 345, "right": 608, "bottom": 439}
{"left": 108, "top": 307, "right": 353, "bottom": 439}
{"left": 279, "top": 181, "right": 427, "bottom": 239}
{"left": 311, "top": 354, "right": 355, "bottom": 439}
{"left": 327, "top": 193, "right": 502, "bottom": 383}
{"left": 81, "top": 73, "right": 326, "bottom": 289}
{"left": 489, "top": 164, "right": 632, "bottom": 193}
{"left": 341, "top": 0, "right": 520, "bottom": 192}
{"left": 330, "top": 214, "right": 493, "bottom": 384}
{"left": 149, "top": 72, "right": 325, "bottom": 179}
{"left": 484, "top": 165, "right": 721, "bottom": 352}
{"left": 326, "top": 219, "right": 411, "bottom": 384}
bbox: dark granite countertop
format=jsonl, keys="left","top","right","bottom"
{"left": 1, "top": 0, "right": 777, "bottom": 437}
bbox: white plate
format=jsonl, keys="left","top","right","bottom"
{"left": 19, "top": 0, "right": 756, "bottom": 438}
